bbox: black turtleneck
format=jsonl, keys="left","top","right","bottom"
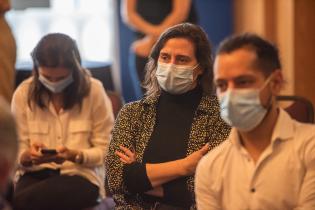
{"left": 144, "top": 86, "right": 202, "bottom": 162}
{"left": 123, "top": 86, "right": 203, "bottom": 208}
{"left": 144, "top": 86, "right": 202, "bottom": 207}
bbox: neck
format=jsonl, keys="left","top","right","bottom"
{"left": 239, "top": 105, "right": 279, "bottom": 162}
{"left": 52, "top": 93, "right": 64, "bottom": 113}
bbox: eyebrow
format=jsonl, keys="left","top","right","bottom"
{"left": 176, "top": 54, "right": 191, "bottom": 60}
{"left": 159, "top": 52, "right": 169, "bottom": 57}
{"left": 215, "top": 74, "right": 256, "bottom": 82}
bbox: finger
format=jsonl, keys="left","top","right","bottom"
{"left": 32, "top": 142, "right": 46, "bottom": 149}
{"left": 30, "top": 153, "right": 40, "bottom": 159}
{"left": 56, "top": 145, "right": 66, "bottom": 152}
{"left": 115, "top": 151, "right": 130, "bottom": 162}
{"left": 119, "top": 146, "right": 135, "bottom": 157}
{"left": 30, "top": 149, "right": 41, "bottom": 157}
{"left": 200, "top": 143, "right": 210, "bottom": 155}
{"left": 119, "top": 158, "right": 129, "bottom": 164}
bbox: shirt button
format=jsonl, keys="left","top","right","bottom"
{"left": 251, "top": 188, "right": 256, "bottom": 193}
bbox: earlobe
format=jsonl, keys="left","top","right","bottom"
{"left": 271, "top": 70, "right": 283, "bottom": 94}
{"left": 196, "top": 66, "right": 204, "bottom": 77}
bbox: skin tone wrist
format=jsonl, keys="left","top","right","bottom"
{"left": 20, "top": 151, "right": 33, "bottom": 167}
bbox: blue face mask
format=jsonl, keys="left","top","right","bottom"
{"left": 218, "top": 77, "right": 272, "bottom": 132}
{"left": 156, "top": 62, "right": 199, "bottom": 94}
{"left": 39, "top": 74, "right": 73, "bottom": 93}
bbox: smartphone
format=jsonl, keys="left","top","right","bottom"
{"left": 41, "top": 148, "right": 58, "bottom": 155}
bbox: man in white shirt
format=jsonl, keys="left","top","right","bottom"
{"left": 195, "top": 33, "right": 315, "bottom": 210}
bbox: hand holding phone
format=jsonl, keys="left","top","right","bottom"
{"left": 41, "top": 148, "right": 58, "bottom": 155}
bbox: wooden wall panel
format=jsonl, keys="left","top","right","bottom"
{"left": 294, "top": 0, "right": 315, "bottom": 108}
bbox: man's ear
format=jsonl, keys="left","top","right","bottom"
{"left": 270, "top": 69, "right": 284, "bottom": 94}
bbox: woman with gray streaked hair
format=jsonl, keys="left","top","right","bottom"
{"left": 106, "top": 23, "right": 230, "bottom": 209}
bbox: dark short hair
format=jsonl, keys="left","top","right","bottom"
{"left": 143, "top": 23, "right": 213, "bottom": 98}
{"left": 29, "top": 33, "right": 90, "bottom": 110}
{"left": 216, "top": 33, "right": 281, "bottom": 77}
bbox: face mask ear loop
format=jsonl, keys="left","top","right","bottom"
{"left": 260, "top": 74, "right": 274, "bottom": 111}
{"left": 192, "top": 63, "right": 201, "bottom": 83}
{"left": 192, "top": 63, "right": 199, "bottom": 70}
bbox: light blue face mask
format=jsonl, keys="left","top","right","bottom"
{"left": 218, "top": 77, "right": 272, "bottom": 132}
{"left": 39, "top": 74, "right": 73, "bottom": 93}
{"left": 156, "top": 62, "right": 199, "bottom": 94}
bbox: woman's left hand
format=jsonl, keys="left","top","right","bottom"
{"left": 115, "top": 146, "right": 136, "bottom": 164}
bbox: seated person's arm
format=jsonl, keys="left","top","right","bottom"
{"left": 11, "top": 85, "right": 35, "bottom": 167}
{"left": 76, "top": 83, "right": 114, "bottom": 167}
{"left": 195, "top": 155, "right": 221, "bottom": 210}
{"left": 295, "top": 134, "right": 315, "bottom": 209}
{"left": 106, "top": 103, "right": 145, "bottom": 208}
{"left": 117, "top": 144, "right": 209, "bottom": 193}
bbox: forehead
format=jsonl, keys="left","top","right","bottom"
{"left": 214, "top": 48, "right": 264, "bottom": 79}
{"left": 160, "top": 38, "right": 196, "bottom": 57}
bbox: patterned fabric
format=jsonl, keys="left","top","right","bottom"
{"left": 106, "top": 93, "right": 231, "bottom": 209}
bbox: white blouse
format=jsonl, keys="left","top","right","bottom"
{"left": 11, "top": 77, "right": 114, "bottom": 198}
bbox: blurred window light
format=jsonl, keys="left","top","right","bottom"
{"left": 7, "top": 0, "right": 114, "bottom": 63}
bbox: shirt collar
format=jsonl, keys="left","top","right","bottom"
{"left": 270, "top": 108, "right": 295, "bottom": 142}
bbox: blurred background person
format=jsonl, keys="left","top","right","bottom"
{"left": 106, "top": 23, "right": 230, "bottom": 209}
{"left": 0, "top": 0, "right": 16, "bottom": 103}
{"left": 0, "top": 97, "right": 18, "bottom": 210}
{"left": 11, "top": 33, "right": 114, "bottom": 210}
{"left": 121, "top": 0, "right": 198, "bottom": 99}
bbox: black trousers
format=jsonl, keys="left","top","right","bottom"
{"left": 13, "top": 169, "right": 99, "bottom": 210}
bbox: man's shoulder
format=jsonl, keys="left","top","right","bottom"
{"left": 293, "top": 121, "right": 315, "bottom": 145}
{"left": 199, "top": 140, "right": 232, "bottom": 170}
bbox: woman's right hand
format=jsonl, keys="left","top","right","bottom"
{"left": 20, "top": 142, "right": 44, "bottom": 166}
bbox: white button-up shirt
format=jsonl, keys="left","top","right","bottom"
{"left": 195, "top": 109, "right": 315, "bottom": 210}
{"left": 11, "top": 77, "right": 114, "bottom": 197}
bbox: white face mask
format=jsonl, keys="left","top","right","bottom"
{"left": 156, "top": 62, "right": 199, "bottom": 94}
{"left": 39, "top": 74, "right": 73, "bottom": 93}
{"left": 218, "top": 77, "right": 272, "bottom": 132}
